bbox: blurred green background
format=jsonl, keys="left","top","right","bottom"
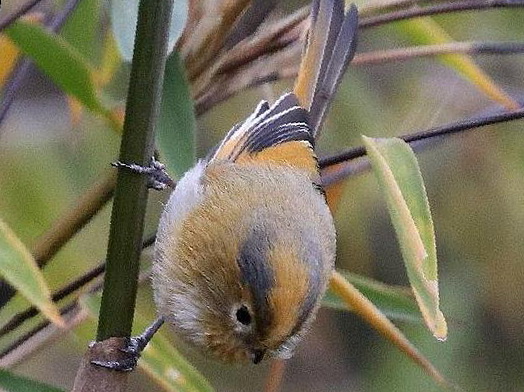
{"left": 1, "top": 0, "right": 524, "bottom": 391}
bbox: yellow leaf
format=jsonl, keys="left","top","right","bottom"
{"left": 401, "top": 18, "right": 518, "bottom": 110}
{"left": 0, "top": 34, "right": 20, "bottom": 86}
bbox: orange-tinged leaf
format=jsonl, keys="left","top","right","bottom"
{"left": 94, "top": 32, "right": 122, "bottom": 87}
{"left": 0, "top": 34, "right": 19, "bottom": 86}
{"left": 324, "top": 270, "right": 422, "bottom": 323}
{"left": 330, "top": 271, "right": 450, "bottom": 387}
{"left": 66, "top": 96, "right": 84, "bottom": 127}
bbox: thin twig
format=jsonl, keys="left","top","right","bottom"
{"left": 213, "top": 8, "right": 307, "bottom": 78}
{"left": 0, "top": 268, "right": 153, "bottom": 368}
{"left": 0, "top": 60, "right": 33, "bottom": 127}
{"left": 223, "top": 0, "right": 276, "bottom": 50}
{"left": 0, "top": 302, "right": 80, "bottom": 367}
{"left": 195, "top": 37, "right": 524, "bottom": 115}
{"left": 264, "top": 359, "right": 287, "bottom": 392}
{"left": 360, "top": 0, "right": 423, "bottom": 15}
{"left": 353, "top": 41, "right": 524, "bottom": 66}
{"left": 0, "top": 267, "right": 104, "bottom": 339}
{"left": 319, "top": 106, "right": 524, "bottom": 169}
{"left": 184, "top": 0, "right": 251, "bottom": 82}
{"left": 360, "top": 0, "right": 524, "bottom": 29}
{"left": 0, "top": 0, "right": 45, "bottom": 31}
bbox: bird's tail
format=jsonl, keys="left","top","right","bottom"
{"left": 294, "top": 0, "right": 358, "bottom": 138}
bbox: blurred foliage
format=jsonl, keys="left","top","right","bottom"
{"left": 0, "top": 369, "right": 65, "bottom": 392}
{"left": 0, "top": 0, "right": 524, "bottom": 391}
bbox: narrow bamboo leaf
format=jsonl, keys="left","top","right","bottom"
{"left": 362, "top": 136, "right": 447, "bottom": 341}
{"left": 80, "top": 293, "right": 214, "bottom": 392}
{"left": 5, "top": 21, "right": 106, "bottom": 114}
{"left": 396, "top": 18, "right": 518, "bottom": 110}
{"left": 110, "top": 0, "right": 189, "bottom": 62}
{"left": 157, "top": 52, "right": 196, "bottom": 177}
{"left": 0, "top": 369, "right": 65, "bottom": 392}
{"left": 0, "top": 219, "right": 64, "bottom": 327}
{"left": 323, "top": 270, "right": 422, "bottom": 323}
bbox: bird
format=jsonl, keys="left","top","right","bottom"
{"left": 98, "top": 0, "right": 359, "bottom": 370}
{"left": 152, "top": 0, "right": 358, "bottom": 364}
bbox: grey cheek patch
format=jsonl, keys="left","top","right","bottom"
{"left": 291, "top": 239, "right": 324, "bottom": 336}
{"left": 236, "top": 227, "right": 274, "bottom": 331}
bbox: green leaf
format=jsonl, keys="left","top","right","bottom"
{"left": 5, "top": 21, "right": 106, "bottom": 114}
{"left": 0, "top": 218, "right": 64, "bottom": 327}
{"left": 157, "top": 52, "right": 196, "bottom": 177}
{"left": 110, "top": 0, "right": 189, "bottom": 62}
{"left": 80, "top": 293, "right": 214, "bottom": 392}
{"left": 0, "top": 369, "right": 65, "bottom": 392}
{"left": 323, "top": 270, "right": 422, "bottom": 323}
{"left": 362, "top": 136, "right": 447, "bottom": 340}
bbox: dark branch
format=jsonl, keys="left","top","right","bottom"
{"left": 353, "top": 41, "right": 524, "bottom": 66}
{"left": 319, "top": 106, "right": 524, "bottom": 168}
{"left": 0, "top": 0, "right": 45, "bottom": 31}
{"left": 0, "top": 302, "right": 78, "bottom": 363}
{"left": 360, "top": 0, "right": 524, "bottom": 29}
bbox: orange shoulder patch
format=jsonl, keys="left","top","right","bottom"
{"left": 208, "top": 93, "right": 319, "bottom": 181}
{"left": 236, "top": 140, "right": 319, "bottom": 182}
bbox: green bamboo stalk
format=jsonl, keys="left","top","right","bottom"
{"left": 96, "top": 0, "right": 174, "bottom": 341}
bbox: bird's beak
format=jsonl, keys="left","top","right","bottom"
{"left": 251, "top": 349, "right": 266, "bottom": 364}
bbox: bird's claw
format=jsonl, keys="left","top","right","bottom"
{"left": 90, "top": 337, "right": 143, "bottom": 372}
{"left": 112, "top": 157, "right": 174, "bottom": 190}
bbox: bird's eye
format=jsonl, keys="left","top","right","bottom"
{"left": 235, "top": 305, "right": 252, "bottom": 326}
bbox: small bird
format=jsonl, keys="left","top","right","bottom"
{"left": 152, "top": 0, "right": 358, "bottom": 364}
{"left": 99, "top": 0, "right": 358, "bottom": 370}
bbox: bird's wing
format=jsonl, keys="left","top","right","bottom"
{"left": 208, "top": 93, "right": 319, "bottom": 181}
